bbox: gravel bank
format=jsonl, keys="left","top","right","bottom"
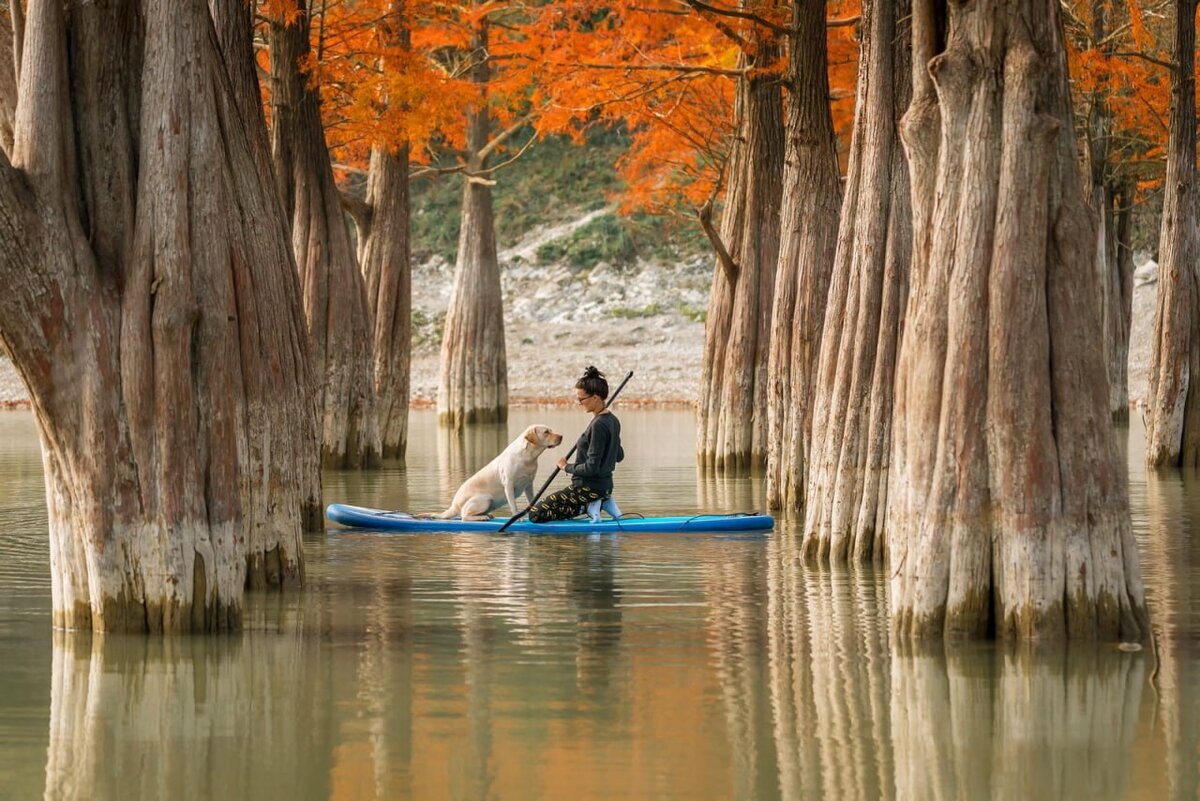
{"left": 0, "top": 252, "right": 1159, "bottom": 414}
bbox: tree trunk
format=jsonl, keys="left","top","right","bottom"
{"left": 1082, "top": 0, "right": 1131, "bottom": 423}
{"left": 887, "top": 0, "right": 1148, "bottom": 641}
{"left": 764, "top": 0, "right": 842, "bottom": 511}
{"left": 438, "top": 15, "right": 507, "bottom": 429}
{"left": 1146, "top": 0, "right": 1200, "bottom": 467}
{"left": 801, "top": 0, "right": 912, "bottom": 561}
{"left": 1112, "top": 182, "right": 1134, "bottom": 417}
{"left": 0, "top": 1, "right": 17, "bottom": 156}
{"left": 358, "top": 143, "right": 413, "bottom": 459}
{"left": 0, "top": 0, "right": 319, "bottom": 632}
{"left": 350, "top": 6, "right": 413, "bottom": 459}
{"left": 696, "top": 45, "right": 785, "bottom": 472}
{"left": 270, "top": 1, "right": 381, "bottom": 468}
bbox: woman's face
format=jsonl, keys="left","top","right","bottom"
{"left": 575, "top": 389, "right": 601, "bottom": 413}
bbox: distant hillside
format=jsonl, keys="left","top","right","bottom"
{"left": 410, "top": 127, "right": 709, "bottom": 269}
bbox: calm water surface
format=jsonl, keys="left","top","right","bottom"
{"left": 0, "top": 409, "right": 1198, "bottom": 800}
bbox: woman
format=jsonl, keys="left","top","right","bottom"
{"left": 528, "top": 366, "right": 624, "bottom": 523}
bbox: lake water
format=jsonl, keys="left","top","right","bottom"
{"left": 0, "top": 408, "right": 1197, "bottom": 800}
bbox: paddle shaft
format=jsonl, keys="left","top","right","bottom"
{"left": 498, "top": 370, "right": 633, "bottom": 532}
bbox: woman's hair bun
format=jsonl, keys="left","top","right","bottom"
{"left": 582, "top": 365, "right": 604, "bottom": 381}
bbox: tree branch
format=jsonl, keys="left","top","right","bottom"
{"left": 546, "top": 60, "right": 747, "bottom": 78}
{"left": 1111, "top": 50, "right": 1176, "bottom": 72}
{"left": 695, "top": 159, "right": 736, "bottom": 283}
{"left": 679, "top": 0, "right": 789, "bottom": 36}
{"left": 339, "top": 188, "right": 373, "bottom": 236}
{"left": 477, "top": 110, "right": 536, "bottom": 161}
{"left": 681, "top": 0, "right": 750, "bottom": 51}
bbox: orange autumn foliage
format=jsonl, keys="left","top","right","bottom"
{"left": 527, "top": 0, "right": 859, "bottom": 215}
{"left": 1064, "top": 0, "right": 1182, "bottom": 197}
{"left": 287, "top": 0, "right": 859, "bottom": 215}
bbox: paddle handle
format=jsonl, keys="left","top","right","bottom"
{"left": 498, "top": 370, "right": 633, "bottom": 532}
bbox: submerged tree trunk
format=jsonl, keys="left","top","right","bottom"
{"left": 438, "top": 16, "right": 507, "bottom": 429}
{"left": 764, "top": 0, "right": 842, "bottom": 511}
{"left": 270, "top": 1, "right": 380, "bottom": 468}
{"left": 349, "top": 7, "right": 413, "bottom": 460}
{"left": 696, "top": 45, "right": 785, "bottom": 472}
{"left": 801, "top": 0, "right": 912, "bottom": 560}
{"left": 887, "top": 0, "right": 1148, "bottom": 641}
{"left": 0, "top": 0, "right": 318, "bottom": 632}
{"left": 1146, "top": 0, "right": 1200, "bottom": 467}
{"left": 355, "top": 144, "right": 412, "bottom": 459}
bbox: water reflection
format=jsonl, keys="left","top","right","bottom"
{"left": 436, "top": 424, "right": 510, "bottom": 503}
{"left": 43, "top": 629, "right": 334, "bottom": 800}
{"left": 3, "top": 410, "right": 1200, "bottom": 799}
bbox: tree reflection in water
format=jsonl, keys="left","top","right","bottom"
{"left": 43, "top": 627, "right": 335, "bottom": 800}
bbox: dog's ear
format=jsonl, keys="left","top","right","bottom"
{"left": 525, "top": 427, "right": 540, "bottom": 445}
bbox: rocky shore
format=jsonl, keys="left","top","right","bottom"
{"left": 0, "top": 244, "right": 1160, "bottom": 414}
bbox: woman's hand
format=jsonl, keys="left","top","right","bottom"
{"left": 556, "top": 458, "right": 568, "bottom": 470}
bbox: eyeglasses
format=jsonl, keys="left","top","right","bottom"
{"left": 576, "top": 394, "right": 594, "bottom": 405}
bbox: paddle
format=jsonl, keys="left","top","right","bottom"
{"left": 499, "top": 370, "right": 634, "bottom": 533}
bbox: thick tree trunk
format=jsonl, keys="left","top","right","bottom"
{"left": 696, "top": 46, "right": 784, "bottom": 472}
{"left": 357, "top": 143, "right": 412, "bottom": 459}
{"left": 270, "top": 2, "right": 381, "bottom": 468}
{"left": 0, "top": 0, "right": 318, "bottom": 632}
{"left": 1146, "top": 0, "right": 1200, "bottom": 467}
{"left": 438, "top": 17, "right": 507, "bottom": 429}
{"left": 801, "top": 0, "right": 912, "bottom": 560}
{"left": 764, "top": 0, "right": 842, "bottom": 511}
{"left": 887, "top": 0, "right": 1148, "bottom": 641}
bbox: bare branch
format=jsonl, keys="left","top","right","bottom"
{"left": 680, "top": 0, "right": 750, "bottom": 50}
{"left": 679, "top": 0, "right": 789, "bottom": 35}
{"left": 695, "top": 160, "right": 736, "bottom": 282}
{"left": 339, "top": 188, "right": 373, "bottom": 235}
{"left": 477, "top": 110, "right": 537, "bottom": 160}
{"left": 545, "top": 60, "right": 747, "bottom": 78}
{"left": 1111, "top": 50, "right": 1176, "bottom": 72}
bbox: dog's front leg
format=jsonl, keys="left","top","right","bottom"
{"left": 499, "top": 468, "right": 521, "bottom": 516}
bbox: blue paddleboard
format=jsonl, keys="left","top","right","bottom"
{"left": 325, "top": 503, "right": 774, "bottom": 534}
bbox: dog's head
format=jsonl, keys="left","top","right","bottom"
{"left": 524, "top": 424, "right": 563, "bottom": 449}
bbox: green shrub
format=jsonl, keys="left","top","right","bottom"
{"left": 411, "top": 309, "right": 445, "bottom": 348}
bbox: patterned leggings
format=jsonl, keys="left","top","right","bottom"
{"left": 528, "top": 485, "right": 604, "bottom": 523}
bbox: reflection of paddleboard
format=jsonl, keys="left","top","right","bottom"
{"left": 326, "top": 504, "right": 774, "bottom": 534}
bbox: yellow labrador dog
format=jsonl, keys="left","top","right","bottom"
{"left": 428, "top": 424, "right": 564, "bottom": 521}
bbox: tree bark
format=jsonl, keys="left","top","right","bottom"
{"left": 358, "top": 143, "right": 412, "bottom": 459}
{"left": 345, "top": 7, "right": 413, "bottom": 460}
{"left": 0, "top": 0, "right": 319, "bottom": 632}
{"left": 800, "top": 0, "right": 912, "bottom": 562}
{"left": 0, "top": 1, "right": 17, "bottom": 156}
{"left": 1146, "top": 0, "right": 1200, "bottom": 467}
{"left": 887, "top": 0, "right": 1148, "bottom": 641}
{"left": 696, "top": 42, "right": 784, "bottom": 472}
{"left": 764, "top": 0, "right": 842, "bottom": 511}
{"left": 270, "top": 1, "right": 381, "bottom": 468}
{"left": 438, "top": 13, "right": 507, "bottom": 429}
{"left": 1083, "top": 0, "right": 1132, "bottom": 423}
